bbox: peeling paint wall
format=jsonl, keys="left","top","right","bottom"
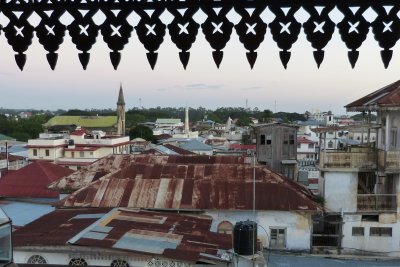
{"left": 206, "top": 210, "right": 313, "bottom": 251}
{"left": 342, "top": 214, "right": 400, "bottom": 255}
{"left": 323, "top": 171, "right": 357, "bottom": 212}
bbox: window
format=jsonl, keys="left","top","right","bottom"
{"left": 33, "top": 149, "right": 37, "bottom": 156}
{"left": 266, "top": 135, "right": 272, "bottom": 145}
{"left": 111, "top": 259, "right": 129, "bottom": 267}
{"left": 27, "top": 255, "right": 47, "bottom": 264}
{"left": 297, "top": 144, "right": 301, "bottom": 149}
{"left": 90, "top": 152, "right": 94, "bottom": 156}
{"left": 79, "top": 151, "right": 84, "bottom": 157}
{"left": 71, "top": 152, "right": 75, "bottom": 158}
{"left": 328, "top": 141, "right": 333, "bottom": 148}
{"left": 69, "top": 258, "right": 87, "bottom": 266}
{"left": 361, "top": 215, "right": 379, "bottom": 222}
{"left": 289, "top": 134, "right": 295, "bottom": 145}
{"left": 217, "top": 221, "right": 233, "bottom": 235}
{"left": 390, "top": 127, "right": 397, "bottom": 148}
{"left": 270, "top": 228, "right": 286, "bottom": 249}
{"left": 45, "top": 149, "right": 50, "bottom": 156}
{"left": 370, "top": 227, "right": 392, "bottom": 237}
{"left": 308, "top": 143, "right": 314, "bottom": 149}
{"left": 260, "top": 134, "right": 265, "bottom": 145}
{"left": 352, "top": 227, "right": 364, "bottom": 236}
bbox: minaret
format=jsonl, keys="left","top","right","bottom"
{"left": 184, "top": 106, "right": 189, "bottom": 135}
{"left": 117, "top": 84, "right": 126, "bottom": 136}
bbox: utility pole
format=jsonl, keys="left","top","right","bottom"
{"left": 5, "top": 141, "right": 9, "bottom": 170}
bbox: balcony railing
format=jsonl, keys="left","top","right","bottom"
{"left": 357, "top": 194, "right": 397, "bottom": 212}
{"left": 319, "top": 148, "right": 377, "bottom": 169}
{"left": 378, "top": 150, "right": 400, "bottom": 170}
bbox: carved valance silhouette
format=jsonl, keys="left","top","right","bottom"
{"left": 1, "top": 0, "right": 399, "bottom": 70}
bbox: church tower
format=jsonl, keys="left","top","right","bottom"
{"left": 117, "top": 84, "right": 126, "bottom": 136}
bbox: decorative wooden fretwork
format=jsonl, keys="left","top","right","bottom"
{"left": 1, "top": 0, "right": 400, "bottom": 70}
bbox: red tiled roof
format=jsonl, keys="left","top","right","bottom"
{"left": 54, "top": 155, "right": 321, "bottom": 211}
{"left": 13, "top": 208, "right": 231, "bottom": 264}
{"left": 345, "top": 80, "right": 400, "bottom": 111}
{"left": 0, "top": 153, "right": 25, "bottom": 161}
{"left": 74, "top": 141, "right": 131, "bottom": 148}
{"left": 57, "top": 161, "right": 93, "bottom": 166}
{"left": 0, "top": 161, "right": 74, "bottom": 198}
{"left": 64, "top": 147, "right": 98, "bottom": 151}
{"left": 70, "top": 128, "right": 88, "bottom": 136}
{"left": 297, "top": 137, "right": 316, "bottom": 144}
{"left": 229, "top": 144, "right": 256, "bottom": 151}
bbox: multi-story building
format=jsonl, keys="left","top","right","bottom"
{"left": 297, "top": 137, "right": 318, "bottom": 161}
{"left": 314, "top": 80, "right": 400, "bottom": 255}
{"left": 27, "top": 129, "right": 130, "bottom": 170}
{"left": 255, "top": 123, "right": 297, "bottom": 179}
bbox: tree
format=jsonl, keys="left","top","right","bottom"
{"left": 263, "top": 109, "right": 274, "bottom": 123}
{"left": 129, "top": 125, "right": 154, "bottom": 142}
{"left": 236, "top": 115, "right": 252, "bottom": 126}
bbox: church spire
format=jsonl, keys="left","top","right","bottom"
{"left": 117, "top": 83, "right": 126, "bottom": 136}
{"left": 117, "top": 83, "right": 125, "bottom": 105}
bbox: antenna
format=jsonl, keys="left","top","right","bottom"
{"left": 139, "top": 98, "right": 142, "bottom": 108}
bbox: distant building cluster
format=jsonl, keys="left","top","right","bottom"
{"left": 3, "top": 80, "right": 400, "bottom": 265}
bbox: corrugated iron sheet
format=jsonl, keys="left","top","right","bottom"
{"left": 55, "top": 155, "right": 321, "bottom": 211}
{"left": 345, "top": 80, "right": 400, "bottom": 111}
{"left": 13, "top": 208, "right": 231, "bottom": 264}
{"left": 0, "top": 161, "right": 73, "bottom": 199}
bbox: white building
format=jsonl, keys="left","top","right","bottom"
{"left": 316, "top": 80, "right": 400, "bottom": 256}
{"left": 27, "top": 129, "right": 130, "bottom": 170}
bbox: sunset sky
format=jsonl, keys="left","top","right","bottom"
{"left": 0, "top": 7, "right": 399, "bottom": 115}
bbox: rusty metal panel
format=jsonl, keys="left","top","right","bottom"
{"left": 92, "top": 179, "right": 110, "bottom": 207}
{"left": 193, "top": 165, "right": 204, "bottom": 179}
{"left": 108, "top": 179, "right": 129, "bottom": 207}
{"left": 154, "top": 179, "right": 171, "bottom": 209}
{"left": 180, "top": 179, "right": 194, "bottom": 208}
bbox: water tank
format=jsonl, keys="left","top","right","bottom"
{"left": 233, "top": 220, "right": 257, "bottom": 255}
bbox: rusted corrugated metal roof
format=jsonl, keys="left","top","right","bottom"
{"left": 345, "top": 80, "right": 400, "bottom": 111}
{"left": 13, "top": 208, "right": 231, "bottom": 264}
{"left": 13, "top": 208, "right": 111, "bottom": 246}
{"left": 54, "top": 155, "right": 321, "bottom": 211}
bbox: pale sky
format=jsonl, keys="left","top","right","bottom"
{"left": 0, "top": 7, "right": 399, "bottom": 115}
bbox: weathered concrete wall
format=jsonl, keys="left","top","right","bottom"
{"left": 323, "top": 171, "right": 357, "bottom": 212}
{"left": 342, "top": 213, "right": 400, "bottom": 255}
{"left": 206, "top": 210, "right": 313, "bottom": 251}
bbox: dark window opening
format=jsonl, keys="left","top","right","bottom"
{"left": 361, "top": 215, "right": 379, "bottom": 222}
{"left": 260, "top": 134, "right": 265, "bottom": 145}
{"left": 352, "top": 227, "right": 364, "bottom": 236}
{"left": 370, "top": 227, "right": 392, "bottom": 237}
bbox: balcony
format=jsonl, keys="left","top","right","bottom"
{"left": 378, "top": 150, "right": 400, "bottom": 171}
{"left": 357, "top": 194, "right": 397, "bottom": 212}
{"left": 319, "top": 148, "right": 377, "bottom": 170}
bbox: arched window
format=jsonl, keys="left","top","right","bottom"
{"left": 27, "top": 255, "right": 47, "bottom": 264}
{"left": 328, "top": 141, "right": 333, "bottom": 148}
{"left": 217, "top": 221, "right": 233, "bottom": 235}
{"left": 111, "top": 259, "right": 129, "bottom": 267}
{"left": 69, "top": 258, "right": 87, "bottom": 266}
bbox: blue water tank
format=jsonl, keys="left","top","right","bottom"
{"left": 233, "top": 220, "right": 257, "bottom": 255}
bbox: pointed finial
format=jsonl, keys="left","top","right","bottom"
{"left": 117, "top": 83, "right": 125, "bottom": 105}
